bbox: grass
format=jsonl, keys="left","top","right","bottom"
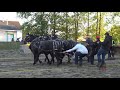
{"left": 0, "top": 42, "right": 20, "bottom": 50}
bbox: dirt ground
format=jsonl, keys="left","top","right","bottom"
{"left": 0, "top": 47, "right": 120, "bottom": 78}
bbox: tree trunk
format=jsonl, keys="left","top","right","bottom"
{"left": 75, "top": 12, "right": 78, "bottom": 41}
{"left": 65, "top": 12, "right": 68, "bottom": 40}
{"left": 99, "top": 12, "right": 101, "bottom": 36}
{"left": 96, "top": 12, "right": 99, "bottom": 36}
{"left": 53, "top": 12, "right": 56, "bottom": 35}
{"left": 87, "top": 12, "right": 89, "bottom": 36}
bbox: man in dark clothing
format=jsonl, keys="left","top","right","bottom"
{"left": 108, "top": 35, "right": 115, "bottom": 59}
{"left": 85, "top": 35, "right": 93, "bottom": 64}
{"left": 97, "top": 32, "right": 112, "bottom": 69}
{"left": 110, "top": 40, "right": 115, "bottom": 58}
{"left": 107, "top": 35, "right": 112, "bottom": 59}
{"left": 87, "top": 36, "right": 101, "bottom": 65}
{"left": 86, "top": 36, "right": 93, "bottom": 46}
{"left": 95, "top": 36, "right": 101, "bottom": 54}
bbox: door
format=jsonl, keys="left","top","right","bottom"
{"left": 7, "top": 34, "right": 14, "bottom": 42}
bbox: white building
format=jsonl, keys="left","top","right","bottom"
{"left": 0, "top": 20, "right": 22, "bottom": 42}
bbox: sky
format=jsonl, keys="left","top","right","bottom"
{"left": 0, "top": 12, "right": 25, "bottom": 25}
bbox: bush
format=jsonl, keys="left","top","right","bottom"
{"left": 0, "top": 42, "right": 20, "bottom": 50}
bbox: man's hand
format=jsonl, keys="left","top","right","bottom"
{"left": 63, "top": 51, "right": 69, "bottom": 54}
{"left": 63, "top": 51, "right": 67, "bottom": 53}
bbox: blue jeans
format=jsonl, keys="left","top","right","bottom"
{"left": 75, "top": 52, "right": 87, "bottom": 65}
{"left": 97, "top": 48, "right": 107, "bottom": 64}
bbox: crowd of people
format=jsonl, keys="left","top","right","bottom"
{"left": 64, "top": 32, "right": 114, "bottom": 70}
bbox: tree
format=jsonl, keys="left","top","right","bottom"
{"left": 74, "top": 12, "right": 79, "bottom": 41}
{"left": 65, "top": 12, "right": 69, "bottom": 40}
{"left": 87, "top": 12, "right": 90, "bottom": 36}
{"left": 17, "top": 12, "right": 120, "bottom": 43}
{"left": 96, "top": 12, "right": 99, "bottom": 36}
{"left": 17, "top": 12, "right": 49, "bottom": 35}
{"left": 110, "top": 25, "right": 120, "bottom": 44}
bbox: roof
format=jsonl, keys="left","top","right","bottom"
{"left": 0, "top": 20, "right": 21, "bottom": 30}
{"left": 0, "top": 25, "right": 20, "bottom": 30}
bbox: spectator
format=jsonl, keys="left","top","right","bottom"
{"left": 16, "top": 38, "right": 20, "bottom": 42}
{"left": 107, "top": 35, "right": 113, "bottom": 59}
{"left": 11, "top": 38, "right": 14, "bottom": 42}
{"left": 97, "top": 32, "right": 112, "bottom": 69}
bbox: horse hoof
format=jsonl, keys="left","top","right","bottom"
{"left": 52, "top": 61, "right": 55, "bottom": 64}
{"left": 33, "top": 63, "right": 36, "bottom": 65}
{"left": 39, "top": 61, "right": 42, "bottom": 63}
{"left": 47, "top": 62, "right": 51, "bottom": 65}
{"left": 67, "top": 62, "right": 71, "bottom": 64}
{"left": 49, "top": 62, "right": 52, "bottom": 65}
{"left": 57, "top": 64, "right": 60, "bottom": 67}
{"left": 57, "top": 62, "right": 61, "bottom": 66}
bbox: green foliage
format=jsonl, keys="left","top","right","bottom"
{"left": 110, "top": 25, "right": 120, "bottom": 44}
{"left": 0, "top": 42, "right": 20, "bottom": 50}
{"left": 17, "top": 12, "right": 120, "bottom": 43}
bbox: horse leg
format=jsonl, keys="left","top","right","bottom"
{"left": 50, "top": 52, "right": 55, "bottom": 64}
{"left": 56, "top": 58, "right": 61, "bottom": 66}
{"left": 38, "top": 53, "right": 42, "bottom": 64}
{"left": 90, "top": 55, "right": 94, "bottom": 65}
{"left": 33, "top": 50, "right": 42, "bottom": 65}
{"left": 57, "top": 53, "right": 65, "bottom": 65}
{"left": 55, "top": 53, "right": 61, "bottom": 66}
{"left": 44, "top": 58, "right": 47, "bottom": 62}
{"left": 33, "top": 54, "right": 39, "bottom": 65}
{"left": 67, "top": 55, "right": 71, "bottom": 64}
{"left": 45, "top": 54, "right": 51, "bottom": 65}
{"left": 44, "top": 53, "right": 48, "bottom": 62}
{"left": 86, "top": 55, "right": 90, "bottom": 63}
{"left": 112, "top": 51, "right": 115, "bottom": 58}
{"left": 60, "top": 53, "right": 65, "bottom": 64}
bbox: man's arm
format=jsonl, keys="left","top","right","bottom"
{"left": 102, "top": 37, "right": 109, "bottom": 46}
{"left": 65, "top": 44, "right": 78, "bottom": 52}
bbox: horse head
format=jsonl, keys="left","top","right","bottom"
{"left": 24, "top": 34, "right": 38, "bottom": 43}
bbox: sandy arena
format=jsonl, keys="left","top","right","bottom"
{"left": 0, "top": 45, "right": 120, "bottom": 78}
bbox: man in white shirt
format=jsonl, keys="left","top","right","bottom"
{"left": 64, "top": 43, "right": 88, "bottom": 66}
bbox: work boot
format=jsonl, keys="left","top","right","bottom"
{"left": 91, "top": 61, "right": 94, "bottom": 65}
{"left": 99, "top": 62, "right": 106, "bottom": 70}
{"left": 100, "top": 62, "right": 106, "bottom": 67}
{"left": 96, "top": 62, "right": 101, "bottom": 67}
{"left": 99, "top": 63, "right": 106, "bottom": 71}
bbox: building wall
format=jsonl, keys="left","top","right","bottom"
{"left": 0, "top": 29, "right": 22, "bottom": 42}
{"left": 0, "top": 30, "right": 7, "bottom": 41}
{"left": 6, "top": 31, "right": 17, "bottom": 42}
{"left": 17, "top": 30, "right": 22, "bottom": 41}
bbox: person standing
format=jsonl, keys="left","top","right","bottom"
{"left": 111, "top": 40, "right": 115, "bottom": 58}
{"left": 85, "top": 35, "right": 93, "bottom": 64}
{"left": 88, "top": 36, "right": 101, "bottom": 65}
{"left": 107, "top": 35, "right": 113, "bottom": 59}
{"left": 97, "top": 32, "right": 112, "bottom": 69}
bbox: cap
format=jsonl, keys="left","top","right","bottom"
{"left": 96, "top": 36, "right": 100, "bottom": 39}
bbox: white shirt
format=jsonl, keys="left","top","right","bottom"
{"left": 65, "top": 43, "right": 88, "bottom": 54}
